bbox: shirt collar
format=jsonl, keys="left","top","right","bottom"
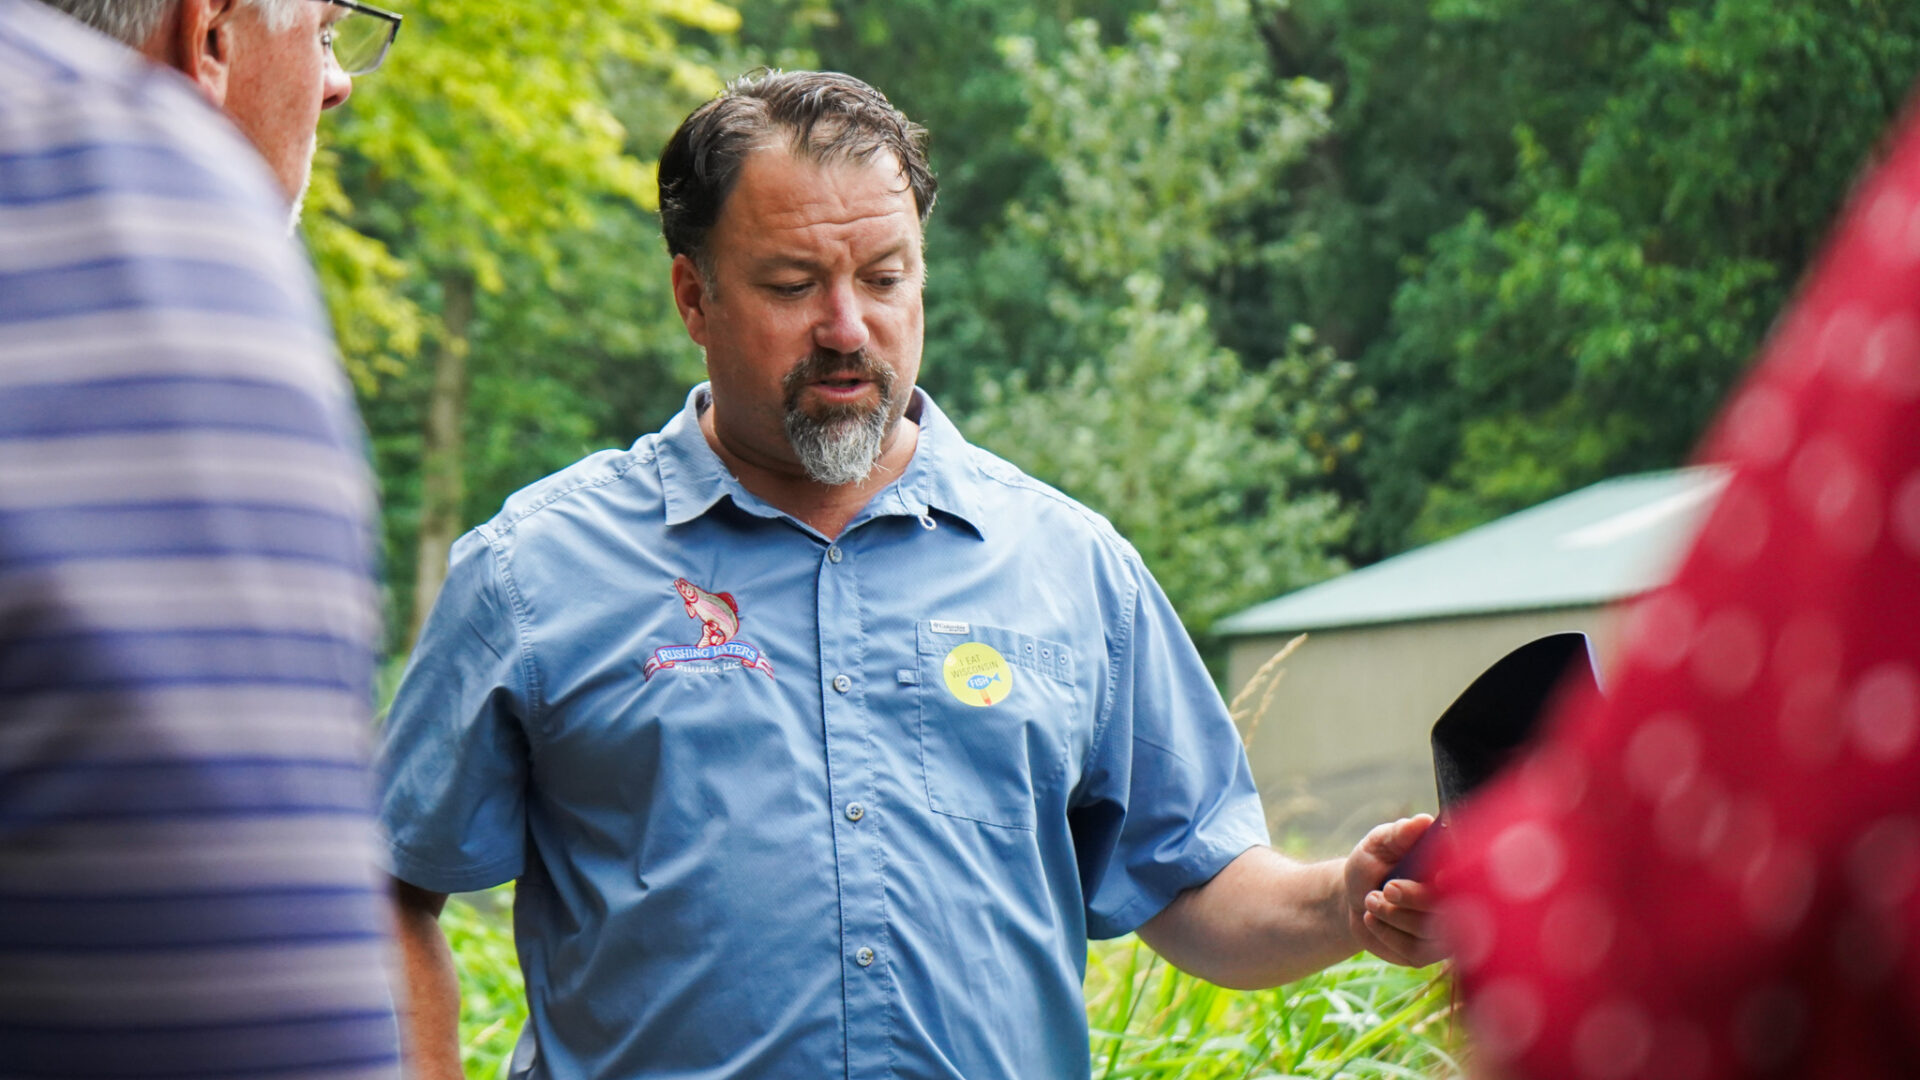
{"left": 890, "top": 389, "right": 992, "bottom": 540}
{"left": 652, "top": 382, "right": 992, "bottom": 539}
{"left": 655, "top": 384, "right": 739, "bottom": 527}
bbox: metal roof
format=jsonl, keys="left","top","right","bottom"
{"left": 1216, "top": 466, "right": 1728, "bottom": 636}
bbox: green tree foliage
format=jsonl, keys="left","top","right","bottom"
{"left": 693, "top": 0, "right": 1360, "bottom": 663}
{"left": 1000, "top": 6, "right": 1328, "bottom": 316}
{"left": 318, "top": 0, "right": 738, "bottom": 296}
{"left": 805, "top": 0, "right": 1920, "bottom": 607}
{"left": 1234, "top": 0, "right": 1656, "bottom": 556}
{"left": 315, "top": 0, "right": 1920, "bottom": 656}
{"left": 966, "top": 0, "right": 1361, "bottom": 667}
{"left": 724, "top": 0, "right": 1372, "bottom": 657}
{"left": 307, "top": 0, "right": 737, "bottom": 641}
{"left": 1282, "top": 0, "right": 1920, "bottom": 552}
{"left": 968, "top": 282, "right": 1351, "bottom": 657}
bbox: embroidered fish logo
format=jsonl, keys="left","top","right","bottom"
{"left": 675, "top": 577, "right": 740, "bottom": 647}
{"left": 645, "top": 578, "right": 773, "bottom": 680}
{"left": 965, "top": 673, "right": 1002, "bottom": 691}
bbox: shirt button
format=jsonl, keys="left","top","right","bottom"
{"left": 832, "top": 674, "right": 852, "bottom": 693}
{"left": 856, "top": 946, "right": 875, "bottom": 967}
{"left": 845, "top": 802, "right": 865, "bottom": 822}
{"left": 827, "top": 546, "right": 843, "bottom": 563}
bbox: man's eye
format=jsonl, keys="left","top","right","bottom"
{"left": 768, "top": 283, "right": 811, "bottom": 298}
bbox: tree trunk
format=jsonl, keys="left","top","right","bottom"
{"left": 409, "top": 270, "right": 474, "bottom": 648}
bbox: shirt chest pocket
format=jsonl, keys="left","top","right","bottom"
{"left": 915, "top": 622, "right": 1078, "bottom": 830}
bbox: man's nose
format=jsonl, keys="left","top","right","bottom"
{"left": 322, "top": 57, "right": 353, "bottom": 111}
{"left": 813, "top": 283, "right": 870, "bottom": 354}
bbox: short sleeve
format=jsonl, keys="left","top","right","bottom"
{"left": 378, "top": 529, "right": 533, "bottom": 893}
{"left": 1071, "top": 555, "right": 1270, "bottom": 939}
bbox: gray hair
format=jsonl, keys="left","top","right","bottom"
{"left": 39, "top": 0, "right": 300, "bottom": 47}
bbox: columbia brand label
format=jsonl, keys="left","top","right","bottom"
{"left": 943, "top": 643, "right": 1013, "bottom": 707}
{"left": 929, "top": 620, "right": 971, "bottom": 635}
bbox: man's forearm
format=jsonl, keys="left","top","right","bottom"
{"left": 391, "top": 881, "right": 463, "bottom": 1080}
{"left": 1136, "top": 847, "right": 1356, "bottom": 990}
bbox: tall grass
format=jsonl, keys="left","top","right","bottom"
{"left": 442, "top": 891, "right": 529, "bottom": 1078}
{"left": 444, "top": 887, "right": 1461, "bottom": 1078}
{"left": 1084, "top": 939, "right": 1460, "bottom": 1078}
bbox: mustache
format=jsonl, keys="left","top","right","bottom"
{"left": 781, "top": 349, "right": 896, "bottom": 408}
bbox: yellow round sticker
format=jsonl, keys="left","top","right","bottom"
{"left": 943, "top": 642, "right": 1014, "bottom": 707}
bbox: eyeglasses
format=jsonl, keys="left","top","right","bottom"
{"left": 315, "top": 0, "right": 402, "bottom": 77}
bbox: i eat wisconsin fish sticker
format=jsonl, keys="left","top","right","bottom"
{"left": 943, "top": 642, "right": 1013, "bottom": 707}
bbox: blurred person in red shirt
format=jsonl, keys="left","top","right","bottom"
{"left": 1435, "top": 99, "right": 1920, "bottom": 1079}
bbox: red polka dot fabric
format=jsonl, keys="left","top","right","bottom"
{"left": 1435, "top": 103, "right": 1920, "bottom": 1080}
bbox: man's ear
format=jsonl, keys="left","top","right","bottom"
{"left": 671, "top": 254, "right": 712, "bottom": 348}
{"left": 145, "top": 0, "right": 242, "bottom": 105}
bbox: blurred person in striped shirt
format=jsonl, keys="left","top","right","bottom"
{"left": 0, "top": 0, "right": 402, "bottom": 1073}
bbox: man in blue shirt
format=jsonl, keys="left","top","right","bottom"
{"left": 382, "top": 70, "right": 1442, "bottom": 1079}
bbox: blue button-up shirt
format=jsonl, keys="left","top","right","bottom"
{"left": 379, "top": 385, "right": 1268, "bottom": 1078}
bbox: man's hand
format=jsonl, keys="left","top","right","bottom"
{"left": 1342, "top": 815, "right": 1446, "bottom": 968}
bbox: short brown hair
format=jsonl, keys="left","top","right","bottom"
{"left": 658, "top": 69, "right": 938, "bottom": 268}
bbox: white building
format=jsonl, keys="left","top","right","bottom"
{"left": 1217, "top": 467, "right": 1725, "bottom": 854}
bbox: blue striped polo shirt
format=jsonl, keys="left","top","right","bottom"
{"left": 0, "top": 2, "right": 402, "bottom": 1075}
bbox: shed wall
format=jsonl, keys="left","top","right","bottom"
{"left": 1225, "top": 606, "right": 1625, "bottom": 856}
